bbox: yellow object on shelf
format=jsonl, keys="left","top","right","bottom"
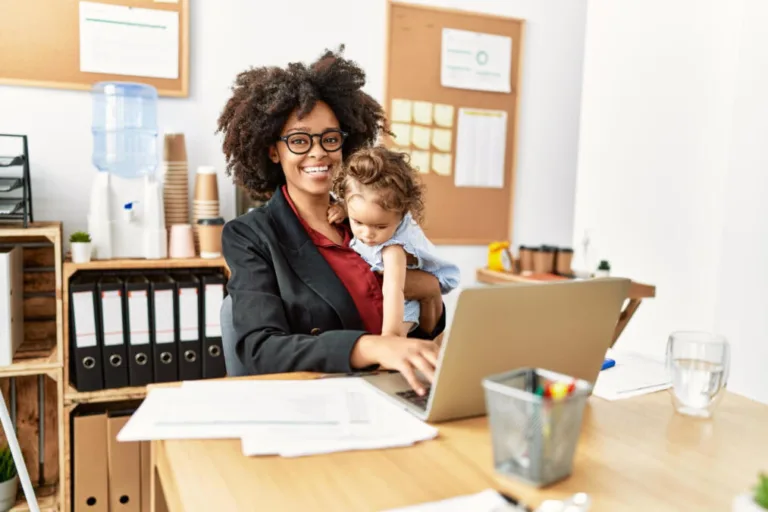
{"left": 487, "top": 241, "right": 510, "bottom": 271}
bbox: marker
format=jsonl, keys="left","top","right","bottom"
{"left": 601, "top": 358, "right": 616, "bottom": 371}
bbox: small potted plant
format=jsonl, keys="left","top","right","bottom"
{"left": 733, "top": 473, "right": 768, "bottom": 512}
{"left": 0, "top": 445, "right": 18, "bottom": 511}
{"left": 69, "top": 231, "right": 92, "bottom": 263}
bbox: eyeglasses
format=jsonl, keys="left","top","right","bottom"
{"left": 277, "top": 129, "right": 348, "bottom": 155}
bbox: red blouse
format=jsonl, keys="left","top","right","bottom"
{"left": 282, "top": 186, "right": 384, "bottom": 334}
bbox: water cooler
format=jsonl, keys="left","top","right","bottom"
{"left": 88, "top": 82, "right": 167, "bottom": 259}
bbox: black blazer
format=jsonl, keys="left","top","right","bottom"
{"left": 221, "top": 187, "right": 445, "bottom": 375}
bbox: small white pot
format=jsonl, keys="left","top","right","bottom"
{"left": 0, "top": 475, "right": 19, "bottom": 511}
{"left": 733, "top": 493, "right": 767, "bottom": 512}
{"left": 71, "top": 242, "right": 92, "bottom": 263}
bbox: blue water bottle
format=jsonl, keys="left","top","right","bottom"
{"left": 91, "top": 82, "right": 159, "bottom": 178}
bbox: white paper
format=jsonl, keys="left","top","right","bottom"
{"left": 592, "top": 350, "right": 671, "bottom": 401}
{"left": 72, "top": 292, "right": 97, "bottom": 348}
{"left": 411, "top": 126, "right": 431, "bottom": 150}
{"left": 410, "top": 150, "right": 431, "bottom": 174}
{"left": 128, "top": 290, "right": 149, "bottom": 345}
{"left": 117, "top": 378, "right": 438, "bottom": 459}
{"left": 391, "top": 99, "right": 413, "bottom": 123}
{"left": 433, "top": 104, "right": 455, "bottom": 128}
{"left": 432, "top": 153, "right": 452, "bottom": 177}
{"left": 441, "top": 28, "right": 512, "bottom": 93}
{"left": 391, "top": 123, "right": 412, "bottom": 147}
{"left": 454, "top": 108, "right": 507, "bottom": 188}
{"left": 178, "top": 288, "right": 198, "bottom": 342}
{"left": 413, "top": 101, "right": 433, "bottom": 125}
{"left": 381, "top": 489, "right": 516, "bottom": 512}
{"left": 79, "top": 1, "right": 179, "bottom": 79}
{"left": 101, "top": 290, "right": 124, "bottom": 346}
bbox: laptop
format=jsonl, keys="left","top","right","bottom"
{"left": 361, "top": 277, "right": 631, "bottom": 423}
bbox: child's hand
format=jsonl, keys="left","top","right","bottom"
{"left": 327, "top": 203, "right": 347, "bottom": 224}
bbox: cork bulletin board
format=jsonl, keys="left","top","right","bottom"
{"left": 0, "top": 0, "right": 189, "bottom": 97}
{"left": 384, "top": 1, "right": 524, "bottom": 245}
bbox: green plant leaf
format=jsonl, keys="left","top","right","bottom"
{"left": 0, "top": 446, "right": 17, "bottom": 482}
{"left": 755, "top": 472, "right": 768, "bottom": 509}
{"left": 69, "top": 230, "right": 91, "bottom": 243}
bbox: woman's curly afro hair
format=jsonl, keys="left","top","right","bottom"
{"left": 216, "top": 46, "right": 389, "bottom": 199}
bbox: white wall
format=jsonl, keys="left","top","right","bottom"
{"left": 574, "top": 0, "right": 768, "bottom": 403}
{"left": 0, "top": 0, "right": 588, "bottom": 318}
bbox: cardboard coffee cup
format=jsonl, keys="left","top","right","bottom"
{"left": 197, "top": 217, "right": 225, "bottom": 259}
{"left": 519, "top": 245, "right": 533, "bottom": 274}
{"left": 194, "top": 166, "right": 219, "bottom": 202}
{"left": 555, "top": 247, "right": 574, "bottom": 276}
{"left": 533, "top": 246, "right": 556, "bottom": 274}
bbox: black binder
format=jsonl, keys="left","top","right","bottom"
{"left": 96, "top": 274, "right": 129, "bottom": 389}
{"left": 172, "top": 271, "right": 202, "bottom": 381}
{"left": 124, "top": 274, "right": 154, "bottom": 387}
{"left": 69, "top": 274, "right": 104, "bottom": 391}
{"left": 147, "top": 273, "right": 178, "bottom": 383}
{"left": 200, "top": 271, "right": 227, "bottom": 379}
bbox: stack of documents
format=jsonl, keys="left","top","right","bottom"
{"left": 592, "top": 349, "right": 671, "bottom": 400}
{"left": 117, "top": 378, "right": 438, "bottom": 457}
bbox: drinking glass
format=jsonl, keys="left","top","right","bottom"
{"left": 666, "top": 331, "right": 730, "bottom": 418}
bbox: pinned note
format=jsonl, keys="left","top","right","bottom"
{"left": 434, "top": 104, "right": 455, "bottom": 128}
{"left": 431, "top": 129, "right": 452, "bottom": 152}
{"left": 432, "top": 153, "right": 452, "bottom": 176}
{"left": 390, "top": 123, "right": 412, "bottom": 147}
{"left": 410, "top": 150, "right": 431, "bottom": 174}
{"left": 413, "top": 101, "right": 433, "bottom": 125}
{"left": 391, "top": 99, "right": 412, "bottom": 123}
{"left": 411, "top": 126, "right": 431, "bottom": 150}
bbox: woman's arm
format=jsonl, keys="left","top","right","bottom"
{"left": 403, "top": 269, "right": 441, "bottom": 301}
{"left": 222, "top": 220, "right": 367, "bottom": 374}
{"left": 381, "top": 245, "right": 408, "bottom": 337}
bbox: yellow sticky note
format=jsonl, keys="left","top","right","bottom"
{"left": 390, "top": 123, "right": 411, "bottom": 147}
{"left": 431, "top": 128, "right": 452, "bottom": 152}
{"left": 413, "top": 101, "right": 433, "bottom": 125}
{"left": 391, "top": 99, "right": 412, "bottom": 123}
{"left": 432, "top": 153, "right": 452, "bottom": 176}
{"left": 434, "top": 104, "right": 454, "bottom": 128}
{"left": 410, "top": 150, "right": 431, "bottom": 174}
{"left": 411, "top": 126, "right": 431, "bottom": 150}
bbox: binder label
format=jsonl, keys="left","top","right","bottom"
{"left": 154, "top": 290, "right": 174, "bottom": 343}
{"left": 205, "top": 284, "right": 224, "bottom": 337}
{"left": 101, "top": 290, "right": 124, "bottom": 346}
{"left": 73, "top": 291, "right": 97, "bottom": 348}
{"left": 179, "top": 288, "right": 198, "bottom": 342}
{"left": 128, "top": 290, "right": 150, "bottom": 345}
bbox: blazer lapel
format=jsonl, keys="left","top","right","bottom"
{"left": 266, "top": 188, "right": 364, "bottom": 330}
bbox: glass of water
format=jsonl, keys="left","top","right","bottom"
{"left": 666, "top": 331, "right": 730, "bottom": 418}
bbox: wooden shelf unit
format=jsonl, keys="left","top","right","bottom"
{"left": 61, "top": 256, "right": 229, "bottom": 512}
{"left": 9, "top": 483, "right": 58, "bottom": 512}
{"left": 0, "top": 222, "right": 64, "bottom": 512}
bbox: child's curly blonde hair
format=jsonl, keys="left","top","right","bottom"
{"left": 333, "top": 146, "right": 426, "bottom": 223}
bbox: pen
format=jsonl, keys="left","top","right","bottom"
{"left": 499, "top": 491, "right": 532, "bottom": 512}
{"left": 601, "top": 358, "right": 616, "bottom": 371}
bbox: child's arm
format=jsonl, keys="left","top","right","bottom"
{"left": 381, "top": 244, "right": 408, "bottom": 337}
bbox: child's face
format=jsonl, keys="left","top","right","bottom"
{"left": 346, "top": 188, "right": 402, "bottom": 246}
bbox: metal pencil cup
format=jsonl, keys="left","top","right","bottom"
{"left": 482, "top": 367, "right": 593, "bottom": 487}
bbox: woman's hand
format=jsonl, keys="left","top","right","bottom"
{"left": 350, "top": 335, "right": 439, "bottom": 395}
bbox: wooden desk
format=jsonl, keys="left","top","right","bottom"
{"left": 151, "top": 375, "right": 768, "bottom": 512}
{"left": 476, "top": 268, "right": 656, "bottom": 346}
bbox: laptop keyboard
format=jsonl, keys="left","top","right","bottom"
{"left": 396, "top": 387, "right": 431, "bottom": 410}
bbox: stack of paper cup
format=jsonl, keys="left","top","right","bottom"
{"left": 162, "top": 133, "right": 190, "bottom": 229}
{"left": 192, "top": 165, "right": 220, "bottom": 249}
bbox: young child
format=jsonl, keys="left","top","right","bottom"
{"left": 329, "top": 146, "right": 460, "bottom": 337}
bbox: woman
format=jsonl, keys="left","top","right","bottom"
{"left": 217, "top": 47, "right": 445, "bottom": 395}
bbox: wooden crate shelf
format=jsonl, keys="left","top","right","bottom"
{"left": 64, "top": 384, "right": 147, "bottom": 405}
{"left": 0, "top": 341, "right": 59, "bottom": 379}
{"left": 60, "top": 256, "right": 229, "bottom": 512}
{"left": 9, "top": 483, "right": 58, "bottom": 512}
{"left": 0, "top": 222, "right": 65, "bottom": 511}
